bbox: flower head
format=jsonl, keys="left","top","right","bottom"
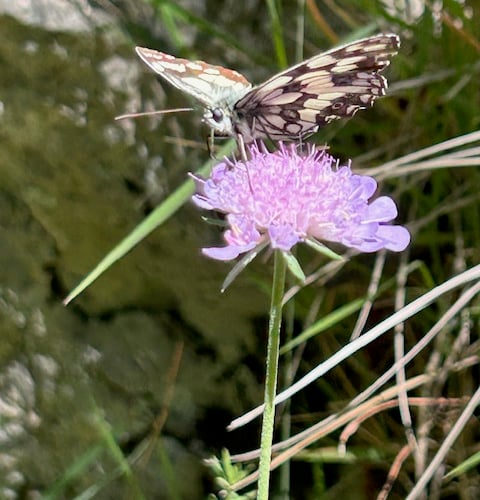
{"left": 191, "top": 143, "right": 410, "bottom": 261}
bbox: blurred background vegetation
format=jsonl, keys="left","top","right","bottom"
{"left": 0, "top": 0, "right": 479, "bottom": 499}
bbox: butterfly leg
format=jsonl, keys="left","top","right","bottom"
{"left": 236, "top": 133, "right": 248, "bottom": 162}
{"left": 207, "top": 130, "right": 217, "bottom": 159}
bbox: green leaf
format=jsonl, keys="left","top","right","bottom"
{"left": 305, "top": 238, "right": 344, "bottom": 260}
{"left": 221, "top": 241, "right": 269, "bottom": 292}
{"left": 280, "top": 297, "right": 365, "bottom": 354}
{"left": 64, "top": 140, "right": 236, "bottom": 304}
{"left": 444, "top": 451, "right": 480, "bottom": 481}
{"left": 281, "top": 251, "right": 306, "bottom": 282}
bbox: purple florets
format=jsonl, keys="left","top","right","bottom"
{"left": 191, "top": 143, "right": 410, "bottom": 261}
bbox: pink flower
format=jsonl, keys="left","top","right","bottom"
{"left": 191, "top": 143, "right": 410, "bottom": 261}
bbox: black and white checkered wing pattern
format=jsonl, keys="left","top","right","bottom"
{"left": 233, "top": 34, "right": 400, "bottom": 141}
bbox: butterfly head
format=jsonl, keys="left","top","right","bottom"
{"left": 202, "top": 106, "right": 235, "bottom": 136}
{"left": 203, "top": 105, "right": 261, "bottom": 144}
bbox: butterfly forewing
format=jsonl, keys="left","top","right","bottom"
{"left": 135, "top": 47, "right": 251, "bottom": 108}
{"left": 233, "top": 34, "right": 400, "bottom": 141}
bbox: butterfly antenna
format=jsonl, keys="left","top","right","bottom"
{"left": 115, "top": 108, "right": 194, "bottom": 120}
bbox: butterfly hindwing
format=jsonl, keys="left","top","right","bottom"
{"left": 233, "top": 34, "right": 400, "bottom": 141}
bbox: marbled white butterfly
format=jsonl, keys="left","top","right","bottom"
{"left": 135, "top": 34, "right": 399, "bottom": 145}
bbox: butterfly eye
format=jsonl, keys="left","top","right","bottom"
{"left": 212, "top": 108, "right": 224, "bottom": 123}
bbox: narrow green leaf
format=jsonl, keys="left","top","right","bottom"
{"left": 158, "top": 3, "right": 185, "bottom": 52}
{"left": 280, "top": 297, "right": 365, "bottom": 354}
{"left": 305, "top": 238, "right": 344, "bottom": 260}
{"left": 266, "top": 0, "right": 288, "bottom": 68}
{"left": 221, "top": 241, "right": 268, "bottom": 292}
{"left": 147, "top": 0, "right": 269, "bottom": 65}
{"left": 282, "top": 251, "right": 306, "bottom": 282}
{"left": 64, "top": 141, "right": 236, "bottom": 304}
{"left": 444, "top": 451, "right": 480, "bottom": 481}
{"left": 42, "top": 445, "right": 104, "bottom": 499}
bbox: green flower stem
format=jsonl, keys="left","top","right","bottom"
{"left": 257, "top": 250, "right": 287, "bottom": 499}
